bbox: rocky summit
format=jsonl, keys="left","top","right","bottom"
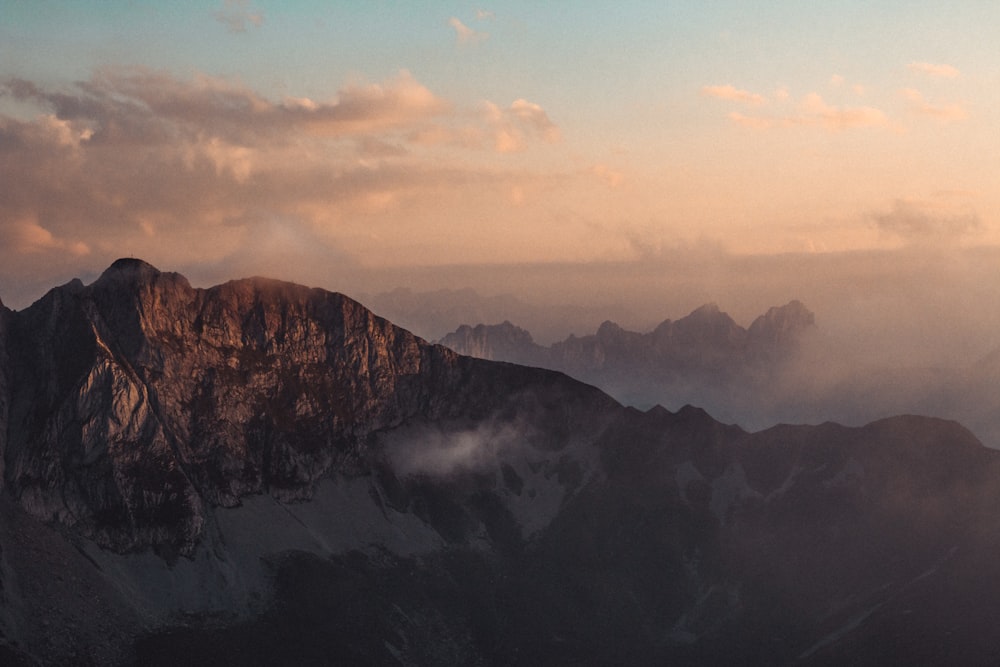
{"left": 2, "top": 260, "right": 1000, "bottom": 665}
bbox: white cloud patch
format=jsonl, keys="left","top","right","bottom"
{"left": 385, "top": 418, "right": 534, "bottom": 477}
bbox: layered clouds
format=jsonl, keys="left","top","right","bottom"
{"left": 0, "top": 67, "right": 581, "bottom": 302}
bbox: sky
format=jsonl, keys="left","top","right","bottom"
{"left": 1, "top": 0, "right": 999, "bottom": 359}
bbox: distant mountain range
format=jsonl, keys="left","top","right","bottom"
{"left": 438, "top": 300, "right": 816, "bottom": 423}
{"left": 437, "top": 302, "right": 1000, "bottom": 449}
{"left": 355, "top": 286, "right": 642, "bottom": 345}
{"left": 2, "top": 260, "right": 1000, "bottom": 664}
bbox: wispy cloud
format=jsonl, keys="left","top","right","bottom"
{"left": 476, "top": 9, "right": 496, "bottom": 21}
{"left": 3, "top": 216, "right": 90, "bottom": 256}
{"left": 449, "top": 17, "right": 489, "bottom": 45}
{"left": 871, "top": 199, "right": 980, "bottom": 243}
{"left": 907, "top": 61, "right": 960, "bottom": 79}
{"left": 213, "top": 0, "right": 263, "bottom": 34}
{"left": 798, "top": 93, "right": 886, "bottom": 130}
{"left": 900, "top": 88, "right": 967, "bottom": 122}
{"left": 727, "top": 92, "right": 886, "bottom": 131}
{"left": 701, "top": 84, "right": 765, "bottom": 106}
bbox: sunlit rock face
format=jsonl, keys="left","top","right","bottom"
{"left": 3, "top": 260, "right": 1000, "bottom": 666}
{"left": 2, "top": 258, "right": 616, "bottom": 555}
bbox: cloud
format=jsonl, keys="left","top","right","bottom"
{"left": 213, "top": 0, "right": 264, "bottom": 34}
{"left": 4, "top": 67, "right": 450, "bottom": 145}
{"left": 0, "top": 68, "right": 570, "bottom": 301}
{"left": 590, "top": 164, "right": 625, "bottom": 188}
{"left": 2, "top": 216, "right": 89, "bottom": 256}
{"left": 907, "top": 62, "right": 960, "bottom": 79}
{"left": 701, "top": 84, "right": 765, "bottom": 106}
{"left": 482, "top": 98, "right": 560, "bottom": 152}
{"left": 449, "top": 17, "right": 489, "bottom": 45}
{"left": 476, "top": 9, "right": 496, "bottom": 21}
{"left": 870, "top": 199, "right": 980, "bottom": 242}
{"left": 900, "top": 88, "right": 967, "bottom": 122}
{"left": 798, "top": 93, "right": 887, "bottom": 130}
{"left": 726, "top": 93, "right": 887, "bottom": 131}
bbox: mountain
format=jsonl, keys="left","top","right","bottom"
{"left": 438, "top": 300, "right": 816, "bottom": 420}
{"left": 356, "top": 287, "right": 640, "bottom": 345}
{"left": 2, "top": 261, "right": 1000, "bottom": 665}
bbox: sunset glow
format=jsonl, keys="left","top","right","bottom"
{"left": 1, "top": 2, "right": 998, "bottom": 344}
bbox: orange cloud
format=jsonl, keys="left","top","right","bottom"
{"left": 5, "top": 217, "right": 89, "bottom": 256}
{"left": 798, "top": 93, "right": 887, "bottom": 130}
{"left": 900, "top": 88, "right": 967, "bottom": 122}
{"left": 482, "top": 99, "right": 560, "bottom": 152}
{"left": 701, "top": 84, "right": 765, "bottom": 106}
{"left": 0, "top": 68, "right": 572, "bottom": 287}
{"left": 727, "top": 93, "right": 887, "bottom": 131}
{"left": 907, "top": 62, "right": 960, "bottom": 79}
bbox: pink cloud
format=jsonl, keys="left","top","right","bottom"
{"left": 701, "top": 84, "right": 765, "bottom": 106}
{"left": 907, "top": 62, "right": 960, "bottom": 79}
{"left": 900, "top": 88, "right": 967, "bottom": 122}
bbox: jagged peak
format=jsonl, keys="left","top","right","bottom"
{"left": 689, "top": 302, "right": 721, "bottom": 316}
{"left": 596, "top": 320, "right": 623, "bottom": 338}
{"left": 678, "top": 303, "right": 737, "bottom": 327}
{"left": 92, "top": 258, "right": 191, "bottom": 292}
{"left": 748, "top": 299, "right": 815, "bottom": 341}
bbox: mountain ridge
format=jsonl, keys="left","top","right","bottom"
{"left": 2, "top": 260, "right": 1000, "bottom": 665}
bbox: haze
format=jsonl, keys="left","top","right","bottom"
{"left": 2, "top": 1, "right": 998, "bottom": 425}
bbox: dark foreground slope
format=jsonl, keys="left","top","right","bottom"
{"left": 2, "top": 261, "right": 1000, "bottom": 665}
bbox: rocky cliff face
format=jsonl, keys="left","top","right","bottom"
{"left": 0, "top": 297, "right": 9, "bottom": 489}
{"left": 2, "top": 259, "right": 615, "bottom": 556}
{"left": 3, "top": 261, "right": 1000, "bottom": 666}
{"left": 437, "top": 320, "right": 546, "bottom": 367}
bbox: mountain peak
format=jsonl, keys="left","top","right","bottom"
{"left": 102, "top": 257, "right": 162, "bottom": 279}
{"left": 690, "top": 302, "right": 721, "bottom": 316}
{"left": 92, "top": 257, "right": 191, "bottom": 294}
{"left": 748, "top": 299, "right": 815, "bottom": 343}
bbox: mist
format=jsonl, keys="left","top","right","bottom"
{"left": 354, "top": 243, "right": 1000, "bottom": 365}
{"left": 3, "top": 241, "right": 997, "bottom": 447}
{"left": 347, "top": 243, "right": 1000, "bottom": 448}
